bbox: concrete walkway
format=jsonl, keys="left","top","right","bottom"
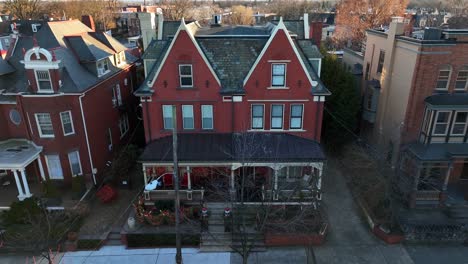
{"left": 59, "top": 246, "right": 230, "bottom": 264}
{"left": 313, "top": 158, "right": 415, "bottom": 264}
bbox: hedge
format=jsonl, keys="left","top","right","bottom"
{"left": 126, "top": 233, "right": 200, "bottom": 248}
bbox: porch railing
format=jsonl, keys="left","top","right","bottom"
{"left": 415, "top": 190, "right": 440, "bottom": 201}
{"left": 144, "top": 189, "right": 204, "bottom": 202}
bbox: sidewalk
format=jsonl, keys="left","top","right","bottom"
{"left": 58, "top": 246, "right": 230, "bottom": 264}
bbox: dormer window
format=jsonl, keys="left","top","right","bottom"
{"left": 97, "top": 59, "right": 110, "bottom": 77}
{"left": 120, "top": 52, "right": 125, "bottom": 64}
{"left": 179, "top": 64, "right": 193, "bottom": 88}
{"left": 272, "top": 63, "right": 286, "bottom": 87}
{"left": 35, "top": 70, "right": 53, "bottom": 93}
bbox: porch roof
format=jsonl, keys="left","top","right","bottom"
{"left": 425, "top": 94, "right": 468, "bottom": 109}
{"left": 139, "top": 133, "right": 326, "bottom": 164}
{"left": 0, "top": 139, "right": 42, "bottom": 169}
{"left": 407, "top": 142, "right": 468, "bottom": 162}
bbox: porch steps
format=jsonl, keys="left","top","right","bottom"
{"left": 105, "top": 230, "right": 123, "bottom": 246}
{"left": 447, "top": 205, "right": 468, "bottom": 223}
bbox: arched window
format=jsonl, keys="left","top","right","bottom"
{"left": 435, "top": 65, "right": 451, "bottom": 91}
{"left": 455, "top": 65, "right": 468, "bottom": 91}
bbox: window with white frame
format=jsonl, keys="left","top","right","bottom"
{"left": 271, "top": 104, "right": 284, "bottom": 129}
{"left": 46, "top": 155, "right": 63, "bottom": 179}
{"left": 432, "top": 111, "right": 452, "bottom": 135}
{"left": 112, "top": 84, "right": 122, "bottom": 106}
{"left": 35, "top": 70, "right": 52, "bottom": 92}
{"left": 68, "top": 151, "right": 82, "bottom": 176}
{"left": 119, "top": 113, "right": 129, "bottom": 137}
{"left": 251, "top": 104, "right": 264, "bottom": 130}
{"left": 182, "top": 105, "right": 194, "bottom": 130}
{"left": 120, "top": 52, "right": 125, "bottom": 64}
{"left": 201, "top": 105, "right": 213, "bottom": 130}
{"left": 35, "top": 113, "right": 54, "bottom": 137}
{"left": 451, "top": 111, "right": 468, "bottom": 136}
{"left": 271, "top": 64, "right": 286, "bottom": 87}
{"left": 377, "top": 50, "right": 385, "bottom": 73}
{"left": 60, "top": 111, "right": 75, "bottom": 136}
{"left": 115, "top": 53, "right": 121, "bottom": 65}
{"left": 290, "top": 105, "right": 303, "bottom": 130}
{"left": 97, "top": 59, "right": 110, "bottom": 76}
{"left": 455, "top": 66, "right": 468, "bottom": 91}
{"left": 162, "top": 105, "right": 174, "bottom": 129}
{"left": 179, "top": 64, "right": 193, "bottom": 87}
{"left": 435, "top": 65, "right": 451, "bottom": 91}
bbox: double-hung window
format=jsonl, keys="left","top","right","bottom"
{"left": 290, "top": 105, "right": 303, "bottom": 130}
{"left": 35, "top": 70, "right": 52, "bottom": 92}
{"left": 251, "top": 104, "right": 264, "bottom": 130}
{"left": 435, "top": 65, "right": 451, "bottom": 91}
{"left": 455, "top": 66, "right": 468, "bottom": 91}
{"left": 451, "top": 112, "right": 468, "bottom": 136}
{"left": 162, "top": 105, "right": 174, "bottom": 130}
{"left": 68, "top": 151, "right": 82, "bottom": 176}
{"left": 182, "top": 105, "right": 194, "bottom": 130}
{"left": 179, "top": 64, "right": 193, "bottom": 87}
{"left": 112, "top": 84, "right": 122, "bottom": 106}
{"left": 201, "top": 105, "right": 213, "bottom": 130}
{"left": 271, "top": 64, "right": 286, "bottom": 87}
{"left": 432, "top": 111, "right": 452, "bottom": 136}
{"left": 271, "top": 105, "right": 284, "bottom": 129}
{"left": 60, "top": 111, "right": 75, "bottom": 136}
{"left": 97, "top": 59, "right": 109, "bottom": 76}
{"left": 377, "top": 50, "right": 385, "bottom": 73}
{"left": 35, "top": 113, "right": 54, "bottom": 138}
{"left": 119, "top": 113, "right": 129, "bottom": 137}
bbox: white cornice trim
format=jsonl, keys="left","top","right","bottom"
{"left": 243, "top": 17, "right": 314, "bottom": 87}
{"left": 148, "top": 18, "right": 221, "bottom": 88}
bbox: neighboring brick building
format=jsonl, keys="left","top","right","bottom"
{"left": 0, "top": 18, "right": 138, "bottom": 204}
{"left": 362, "top": 17, "right": 468, "bottom": 230}
{"left": 135, "top": 18, "right": 329, "bottom": 204}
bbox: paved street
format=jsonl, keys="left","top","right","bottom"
{"left": 313, "top": 158, "right": 415, "bottom": 264}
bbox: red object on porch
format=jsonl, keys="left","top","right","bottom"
{"left": 181, "top": 173, "right": 188, "bottom": 188}
{"left": 96, "top": 185, "right": 118, "bottom": 203}
{"left": 163, "top": 173, "right": 173, "bottom": 187}
{"left": 156, "top": 167, "right": 166, "bottom": 176}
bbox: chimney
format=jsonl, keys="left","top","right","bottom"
{"left": 303, "top": 13, "right": 310, "bottom": 39}
{"left": 211, "top": 14, "right": 222, "bottom": 27}
{"left": 388, "top": 17, "right": 405, "bottom": 37}
{"left": 81, "top": 15, "right": 96, "bottom": 32}
{"left": 310, "top": 21, "right": 323, "bottom": 48}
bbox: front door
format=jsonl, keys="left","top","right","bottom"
{"left": 46, "top": 155, "right": 64, "bottom": 180}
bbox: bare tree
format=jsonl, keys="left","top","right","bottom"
{"left": 161, "top": 0, "right": 193, "bottom": 21}
{"left": 3, "top": 0, "right": 43, "bottom": 20}
{"left": 446, "top": 0, "right": 468, "bottom": 16}
{"left": 268, "top": 0, "right": 321, "bottom": 20}
{"left": 199, "top": 133, "right": 324, "bottom": 264}
{"left": 229, "top": 5, "right": 254, "bottom": 25}
{"left": 334, "top": 0, "right": 409, "bottom": 48}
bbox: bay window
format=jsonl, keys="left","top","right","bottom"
{"left": 432, "top": 111, "right": 452, "bottom": 136}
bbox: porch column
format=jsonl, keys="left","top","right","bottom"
{"left": 186, "top": 166, "right": 191, "bottom": 190}
{"left": 13, "top": 170, "right": 25, "bottom": 200}
{"left": 273, "top": 168, "right": 279, "bottom": 200}
{"left": 317, "top": 166, "right": 323, "bottom": 200}
{"left": 410, "top": 164, "right": 422, "bottom": 208}
{"left": 143, "top": 166, "right": 148, "bottom": 185}
{"left": 230, "top": 165, "right": 236, "bottom": 201}
{"left": 37, "top": 156, "right": 46, "bottom": 181}
{"left": 440, "top": 162, "right": 453, "bottom": 205}
{"left": 19, "top": 169, "right": 31, "bottom": 197}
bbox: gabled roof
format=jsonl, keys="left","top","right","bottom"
{"left": 89, "top": 32, "right": 127, "bottom": 53}
{"left": 0, "top": 56, "right": 15, "bottom": 75}
{"left": 0, "top": 20, "right": 137, "bottom": 94}
{"left": 139, "top": 133, "right": 326, "bottom": 164}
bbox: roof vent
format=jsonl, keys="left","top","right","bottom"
{"left": 211, "top": 14, "right": 222, "bottom": 27}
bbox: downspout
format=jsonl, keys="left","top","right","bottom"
{"left": 231, "top": 97, "right": 235, "bottom": 133}
{"left": 79, "top": 94, "right": 97, "bottom": 185}
{"left": 145, "top": 99, "right": 152, "bottom": 142}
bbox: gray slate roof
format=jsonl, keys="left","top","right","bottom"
{"left": 0, "top": 56, "right": 14, "bottom": 75}
{"left": 425, "top": 94, "right": 468, "bottom": 108}
{"left": 195, "top": 25, "right": 273, "bottom": 36}
{"left": 197, "top": 38, "right": 267, "bottom": 93}
{"left": 0, "top": 20, "right": 137, "bottom": 94}
{"left": 139, "top": 133, "right": 326, "bottom": 163}
{"left": 407, "top": 142, "right": 468, "bottom": 162}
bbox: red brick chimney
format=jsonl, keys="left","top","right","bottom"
{"left": 81, "top": 15, "right": 96, "bottom": 32}
{"left": 310, "top": 22, "right": 323, "bottom": 48}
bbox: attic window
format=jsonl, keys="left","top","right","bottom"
{"left": 35, "top": 70, "right": 53, "bottom": 93}
{"left": 97, "top": 59, "right": 110, "bottom": 77}
{"left": 179, "top": 64, "right": 193, "bottom": 88}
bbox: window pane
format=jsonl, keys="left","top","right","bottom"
{"left": 434, "top": 124, "right": 447, "bottom": 134}
{"left": 181, "top": 77, "right": 192, "bottom": 86}
{"left": 272, "top": 105, "right": 283, "bottom": 116}
{"left": 272, "top": 76, "right": 285, "bottom": 86}
{"left": 272, "top": 117, "right": 282, "bottom": 129}
{"left": 253, "top": 118, "right": 263, "bottom": 129}
{"left": 182, "top": 105, "right": 194, "bottom": 129}
{"left": 437, "top": 112, "right": 450, "bottom": 122}
{"left": 201, "top": 105, "right": 213, "bottom": 129}
{"left": 162, "top": 105, "right": 173, "bottom": 129}
{"left": 456, "top": 112, "right": 467, "bottom": 123}
{"left": 252, "top": 105, "right": 263, "bottom": 116}
{"left": 291, "top": 118, "right": 301, "bottom": 129}
{"left": 68, "top": 151, "right": 81, "bottom": 176}
{"left": 272, "top": 64, "right": 285, "bottom": 75}
{"left": 452, "top": 124, "right": 466, "bottom": 135}
{"left": 180, "top": 65, "right": 192, "bottom": 75}
{"left": 37, "top": 113, "right": 53, "bottom": 136}
{"left": 291, "top": 105, "right": 303, "bottom": 117}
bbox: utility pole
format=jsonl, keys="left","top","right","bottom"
{"left": 172, "top": 106, "right": 182, "bottom": 264}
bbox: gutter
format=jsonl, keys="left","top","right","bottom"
{"left": 79, "top": 93, "right": 96, "bottom": 185}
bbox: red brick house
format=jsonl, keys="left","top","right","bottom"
{"left": 362, "top": 18, "right": 468, "bottom": 234}
{"left": 0, "top": 18, "right": 138, "bottom": 204}
{"left": 135, "top": 18, "right": 329, "bottom": 203}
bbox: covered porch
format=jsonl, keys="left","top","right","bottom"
{"left": 0, "top": 139, "right": 45, "bottom": 205}
{"left": 400, "top": 143, "right": 468, "bottom": 208}
{"left": 138, "top": 133, "right": 326, "bottom": 204}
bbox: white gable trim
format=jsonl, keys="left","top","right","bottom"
{"left": 243, "top": 18, "right": 314, "bottom": 87}
{"left": 148, "top": 18, "right": 221, "bottom": 88}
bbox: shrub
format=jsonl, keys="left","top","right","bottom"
{"left": 110, "top": 144, "right": 139, "bottom": 184}
{"left": 1, "top": 198, "right": 41, "bottom": 226}
{"left": 154, "top": 200, "right": 173, "bottom": 212}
